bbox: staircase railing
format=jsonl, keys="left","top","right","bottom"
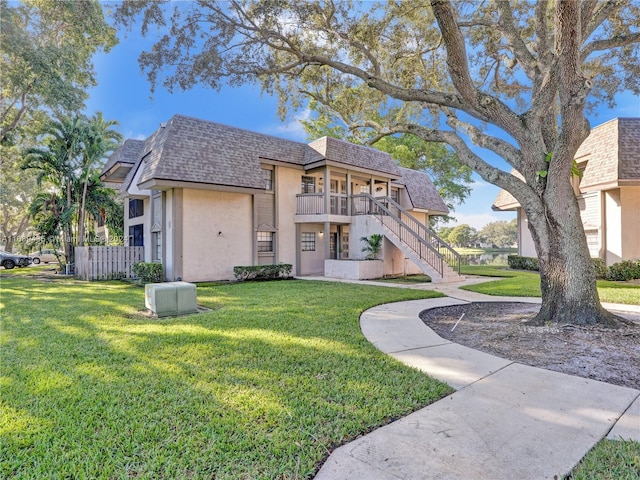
{"left": 352, "top": 194, "right": 460, "bottom": 277}
{"left": 378, "top": 196, "right": 461, "bottom": 274}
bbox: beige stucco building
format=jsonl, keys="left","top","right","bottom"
{"left": 101, "top": 115, "right": 461, "bottom": 282}
{"left": 493, "top": 117, "right": 640, "bottom": 265}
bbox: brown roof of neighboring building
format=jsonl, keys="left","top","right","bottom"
{"left": 394, "top": 167, "right": 449, "bottom": 214}
{"left": 493, "top": 117, "right": 640, "bottom": 210}
{"left": 578, "top": 117, "right": 640, "bottom": 189}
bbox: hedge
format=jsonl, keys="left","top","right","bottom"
{"left": 507, "top": 255, "right": 539, "bottom": 271}
{"left": 132, "top": 262, "right": 164, "bottom": 283}
{"left": 233, "top": 264, "right": 293, "bottom": 282}
{"left": 606, "top": 260, "right": 640, "bottom": 281}
{"left": 508, "top": 255, "right": 640, "bottom": 281}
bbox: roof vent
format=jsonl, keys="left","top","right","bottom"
{"left": 159, "top": 122, "right": 167, "bottom": 128}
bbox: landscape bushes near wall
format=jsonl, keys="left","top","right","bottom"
{"left": 233, "top": 264, "right": 292, "bottom": 281}
{"left": 508, "top": 255, "right": 640, "bottom": 281}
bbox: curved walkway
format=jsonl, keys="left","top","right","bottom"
{"left": 312, "top": 278, "right": 640, "bottom": 480}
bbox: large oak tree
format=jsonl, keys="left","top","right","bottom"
{"left": 115, "top": 0, "right": 640, "bottom": 325}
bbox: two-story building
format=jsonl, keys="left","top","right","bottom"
{"left": 100, "top": 114, "right": 461, "bottom": 282}
{"left": 493, "top": 117, "right": 640, "bottom": 265}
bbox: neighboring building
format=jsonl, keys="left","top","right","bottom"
{"left": 101, "top": 114, "right": 461, "bottom": 282}
{"left": 493, "top": 117, "right": 640, "bottom": 265}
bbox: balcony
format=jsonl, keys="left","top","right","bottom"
{"left": 296, "top": 193, "right": 348, "bottom": 216}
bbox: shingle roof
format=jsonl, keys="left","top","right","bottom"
{"left": 136, "top": 115, "right": 310, "bottom": 189}
{"left": 493, "top": 117, "right": 640, "bottom": 209}
{"left": 394, "top": 167, "right": 449, "bottom": 214}
{"left": 618, "top": 118, "right": 640, "bottom": 180}
{"left": 105, "top": 115, "right": 446, "bottom": 215}
{"left": 307, "top": 137, "right": 401, "bottom": 176}
{"left": 102, "top": 139, "right": 144, "bottom": 173}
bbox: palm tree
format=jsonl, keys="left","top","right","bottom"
{"left": 22, "top": 115, "right": 84, "bottom": 263}
{"left": 360, "top": 234, "right": 384, "bottom": 260}
{"left": 77, "top": 113, "right": 121, "bottom": 246}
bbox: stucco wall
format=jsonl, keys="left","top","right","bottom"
{"left": 621, "top": 187, "right": 640, "bottom": 261}
{"left": 181, "top": 189, "right": 253, "bottom": 281}
{"left": 275, "top": 166, "right": 300, "bottom": 268}
{"left": 299, "top": 224, "right": 325, "bottom": 274}
{"left": 517, "top": 208, "right": 537, "bottom": 258}
{"left": 605, "top": 189, "right": 623, "bottom": 265}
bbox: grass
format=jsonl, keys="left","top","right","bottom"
{"left": 570, "top": 439, "right": 640, "bottom": 479}
{"left": 0, "top": 271, "right": 452, "bottom": 479}
{"left": 454, "top": 247, "right": 517, "bottom": 255}
{"left": 377, "top": 274, "right": 432, "bottom": 284}
{"left": 461, "top": 265, "right": 640, "bottom": 305}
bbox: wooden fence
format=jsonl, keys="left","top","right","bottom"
{"left": 75, "top": 246, "right": 144, "bottom": 281}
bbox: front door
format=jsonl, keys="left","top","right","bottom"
{"left": 330, "top": 233, "right": 338, "bottom": 259}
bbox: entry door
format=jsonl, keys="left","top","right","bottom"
{"left": 330, "top": 233, "right": 338, "bottom": 259}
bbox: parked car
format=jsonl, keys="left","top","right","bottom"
{"left": 29, "top": 249, "right": 62, "bottom": 264}
{"left": 0, "top": 251, "right": 32, "bottom": 269}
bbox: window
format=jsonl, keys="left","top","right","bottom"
{"left": 129, "top": 199, "right": 144, "bottom": 219}
{"left": 301, "top": 176, "right": 316, "bottom": 194}
{"left": 301, "top": 232, "right": 316, "bottom": 251}
{"left": 262, "top": 168, "right": 273, "bottom": 190}
{"left": 128, "top": 224, "right": 143, "bottom": 247}
{"left": 257, "top": 232, "right": 274, "bottom": 252}
{"left": 391, "top": 188, "right": 399, "bottom": 203}
{"left": 152, "top": 232, "right": 162, "bottom": 261}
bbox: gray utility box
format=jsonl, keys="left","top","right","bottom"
{"left": 145, "top": 281, "right": 198, "bottom": 317}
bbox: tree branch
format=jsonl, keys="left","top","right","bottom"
{"left": 495, "top": 0, "right": 539, "bottom": 79}
{"left": 581, "top": 32, "right": 640, "bottom": 61}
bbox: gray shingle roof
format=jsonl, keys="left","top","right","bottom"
{"left": 101, "top": 139, "right": 144, "bottom": 173}
{"left": 494, "top": 117, "right": 640, "bottom": 209}
{"left": 135, "top": 115, "right": 310, "bottom": 189}
{"left": 106, "top": 115, "right": 446, "bottom": 215}
{"left": 307, "top": 137, "right": 401, "bottom": 176}
{"left": 394, "top": 167, "right": 449, "bottom": 214}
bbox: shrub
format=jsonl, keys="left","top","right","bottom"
{"left": 132, "top": 262, "right": 164, "bottom": 283}
{"left": 592, "top": 258, "right": 608, "bottom": 279}
{"left": 507, "top": 255, "right": 539, "bottom": 271}
{"left": 606, "top": 260, "right": 640, "bottom": 281}
{"left": 233, "top": 264, "right": 293, "bottom": 282}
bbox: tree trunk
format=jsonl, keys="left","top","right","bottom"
{"left": 78, "top": 177, "right": 89, "bottom": 247}
{"left": 526, "top": 178, "right": 620, "bottom": 327}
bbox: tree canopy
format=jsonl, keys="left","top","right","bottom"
{"left": 113, "top": 0, "right": 640, "bottom": 325}
{"left": 0, "top": 0, "right": 117, "bottom": 144}
{"left": 22, "top": 114, "right": 122, "bottom": 263}
{"left": 479, "top": 219, "right": 517, "bottom": 248}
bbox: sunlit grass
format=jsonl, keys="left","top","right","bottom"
{"left": 461, "top": 265, "right": 640, "bottom": 305}
{"left": 570, "top": 439, "right": 640, "bottom": 479}
{"left": 0, "top": 273, "right": 451, "bottom": 479}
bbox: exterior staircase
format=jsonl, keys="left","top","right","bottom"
{"left": 352, "top": 194, "right": 463, "bottom": 283}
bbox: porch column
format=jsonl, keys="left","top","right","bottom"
{"left": 295, "top": 223, "right": 301, "bottom": 276}
{"left": 346, "top": 172, "right": 352, "bottom": 216}
{"left": 323, "top": 222, "right": 331, "bottom": 259}
{"left": 324, "top": 165, "right": 331, "bottom": 215}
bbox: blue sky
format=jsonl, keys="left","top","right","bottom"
{"left": 86, "top": 22, "right": 639, "bottom": 230}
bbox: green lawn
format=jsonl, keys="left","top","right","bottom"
{"left": 570, "top": 439, "right": 640, "bottom": 480}
{"left": 461, "top": 265, "right": 640, "bottom": 305}
{"left": 0, "top": 271, "right": 452, "bottom": 479}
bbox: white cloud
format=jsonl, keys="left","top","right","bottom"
{"left": 268, "top": 108, "right": 311, "bottom": 141}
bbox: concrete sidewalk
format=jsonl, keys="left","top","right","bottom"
{"left": 312, "top": 282, "right": 640, "bottom": 480}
